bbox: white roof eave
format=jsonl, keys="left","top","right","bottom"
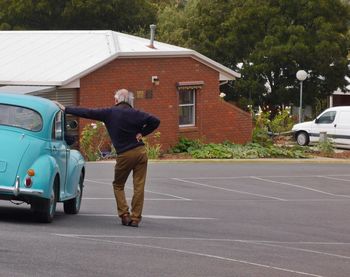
{"left": 0, "top": 85, "right": 56, "bottom": 94}
{"left": 61, "top": 52, "right": 120, "bottom": 86}
{"left": 62, "top": 50, "right": 240, "bottom": 85}
{"left": 117, "top": 50, "right": 241, "bottom": 80}
{"left": 0, "top": 80, "right": 62, "bottom": 86}
{"left": 192, "top": 51, "right": 241, "bottom": 79}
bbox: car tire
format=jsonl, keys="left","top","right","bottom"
{"left": 32, "top": 177, "right": 58, "bottom": 223}
{"left": 63, "top": 172, "right": 84, "bottom": 214}
{"left": 296, "top": 131, "right": 310, "bottom": 146}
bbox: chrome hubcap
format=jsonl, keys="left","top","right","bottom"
{"left": 49, "top": 189, "right": 55, "bottom": 215}
{"left": 76, "top": 185, "right": 81, "bottom": 209}
{"left": 297, "top": 134, "right": 306, "bottom": 145}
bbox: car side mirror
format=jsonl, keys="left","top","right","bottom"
{"left": 315, "top": 118, "right": 319, "bottom": 124}
{"left": 66, "top": 120, "right": 78, "bottom": 130}
{"left": 65, "top": 135, "right": 76, "bottom": 146}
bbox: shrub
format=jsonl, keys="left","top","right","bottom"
{"left": 252, "top": 109, "right": 273, "bottom": 146}
{"left": 252, "top": 127, "right": 272, "bottom": 146}
{"left": 144, "top": 131, "right": 162, "bottom": 159}
{"left": 170, "top": 137, "right": 203, "bottom": 153}
{"left": 252, "top": 106, "right": 295, "bottom": 146}
{"left": 269, "top": 108, "right": 294, "bottom": 134}
{"left": 188, "top": 141, "right": 309, "bottom": 159}
{"left": 317, "top": 137, "right": 335, "bottom": 157}
{"left": 80, "top": 122, "right": 110, "bottom": 161}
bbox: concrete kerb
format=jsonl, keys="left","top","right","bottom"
{"left": 88, "top": 157, "right": 350, "bottom": 164}
{"left": 152, "top": 157, "right": 350, "bottom": 164}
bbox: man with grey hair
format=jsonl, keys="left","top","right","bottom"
{"left": 55, "top": 89, "right": 160, "bottom": 227}
{"left": 114, "top": 88, "right": 134, "bottom": 107}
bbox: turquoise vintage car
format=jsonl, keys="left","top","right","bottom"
{"left": 0, "top": 93, "right": 85, "bottom": 223}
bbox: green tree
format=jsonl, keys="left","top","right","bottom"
{"left": 233, "top": 0, "right": 350, "bottom": 109}
{"left": 148, "top": 0, "right": 187, "bottom": 8}
{"left": 62, "top": 0, "right": 156, "bottom": 32}
{"left": 157, "top": 0, "right": 350, "bottom": 110}
{"left": 0, "top": 0, "right": 66, "bottom": 30}
{"left": 0, "top": 0, "right": 156, "bottom": 33}
{"left": 157, "top": 0, "right": 238, "bottom": 63}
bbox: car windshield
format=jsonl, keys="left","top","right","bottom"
{"left": 0, "top": 104, "right": 43, "bottom": 131}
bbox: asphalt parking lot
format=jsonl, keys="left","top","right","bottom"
{"left": 1, "top": 160, "right": 350, "bottom": 277}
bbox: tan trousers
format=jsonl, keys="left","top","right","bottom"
{"left": 112, "top": 146, "right": 148, "bottom": 222}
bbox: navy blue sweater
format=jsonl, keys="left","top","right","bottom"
{"left": 66, "top": 103, "right": 160, "bottom": 154}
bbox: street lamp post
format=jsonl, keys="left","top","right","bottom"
{"left": 296, "top": 70, "right": 308, "bottom": 123}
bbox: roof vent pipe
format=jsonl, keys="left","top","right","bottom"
{"left": 148, "top": 24, "right": 156, "bottom": 49}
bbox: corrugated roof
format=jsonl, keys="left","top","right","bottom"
{"left": 0, "top": 30, "right": 240, "bottom": 86}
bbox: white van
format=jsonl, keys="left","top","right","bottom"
{"left": 292, "top": 106, "right": 350, "bottom": 147}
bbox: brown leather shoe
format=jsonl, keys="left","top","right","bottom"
{"left": 121, "top": 214, "right": 131, "bottom": 226}
{"left": 128, "top": 220, "right": 139, "bottom": 227}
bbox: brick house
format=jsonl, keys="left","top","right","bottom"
{"left": 330, "top": 89, "right": 350, "bottom": 107}
{"left": 0, "top": 30, "right": 252, "bottom": 151}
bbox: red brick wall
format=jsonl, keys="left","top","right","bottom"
{"left": 79, "top": 57, "right": 252, "bottom": 151}
{"left": 333, "top": 95, "right": 350, "bottom": 106}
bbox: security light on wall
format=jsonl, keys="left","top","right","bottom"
{"left": 151, "top": 76, "right": 159, "bottom": 85}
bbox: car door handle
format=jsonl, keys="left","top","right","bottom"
{"left": 334, "top": 124, "right": 337, "bottom": 127}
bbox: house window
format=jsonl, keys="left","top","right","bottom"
{"left": 179, "top": 89, "right": 195, "bottom": 127}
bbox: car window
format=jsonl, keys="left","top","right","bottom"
{"left": 317, "top": 111, "right": 336, "bottom": 124}
{"left": 0, "top": 104, "right": 42, "bottom": 131}
{"left": 52, "top": 111, "right": 63, "bottom": 140}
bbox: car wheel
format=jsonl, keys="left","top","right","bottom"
{"left": 63, "top": 172, "right": 84, "bottom": 214}
{"left": 32, "top": 177, "right": 58, "bottom": 223}
{"left": 296, "top": 131, "right": 310, "bottom": 146}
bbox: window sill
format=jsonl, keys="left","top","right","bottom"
{"left": 179, "top": 126, "right": 198, "bottom": 133}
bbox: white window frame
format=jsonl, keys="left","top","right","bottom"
{"left": 179, "top": 89, "right": 196, "bottom": 127}
{"left": 53, "top": 111, "right": 63, "bottom": 140}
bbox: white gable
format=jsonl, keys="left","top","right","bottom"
{"left": 0, "top": 30, "right": 240, "bottom": 86}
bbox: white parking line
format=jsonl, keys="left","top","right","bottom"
{"left": 83, "top": 197, "right": 189, "bottom": 201}
{"left": 244, "top": 240, "right": 350, "bottom": 260}
{"left": 54, "top": 233, "right": 350, "bottom": 260}
{"left": 319, "top": 176, "right": 350, "bottom": 182}
{"left": 77, "top": 214, "right": 216, "bottom": 220}
{"left": 251, "top": 176, "right": 350, "bottom": 198}
{"left": 83, "top": 197, "right": 350, "bottom": 202}
{"left": 85, "top": 179, "right": 191, "bottom": 200}
{"left": 174, "top": 174, "right": 350, "bottom": 180}
{"left": 86, "top": 174, "right": 350, "bottom": 181}
{"left": 85, "top": 179, "right": 112, "bottom": 185}
{"left": 173, "top": 178, "right": 286, "bottom": 201}
{"left": 158, "top": 198, "right": 350, "bottom": 202}
{"left": 52, "top": 235, "right": 350, "bottom": 245}
{"left": 54, "top": 234, "right": 324, "bottom": 277}
{"left": 145, "top": 215, "right": 216, "bottom": 220}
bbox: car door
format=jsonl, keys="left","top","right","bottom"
{"left": 311, "top": 110, "right": 337, "bottom": 142}
{"left": 50, "top": 111, "right": 68, "bottom": 196}
{"left": 334, "top": 111, "right": 350, "bottom": 146}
